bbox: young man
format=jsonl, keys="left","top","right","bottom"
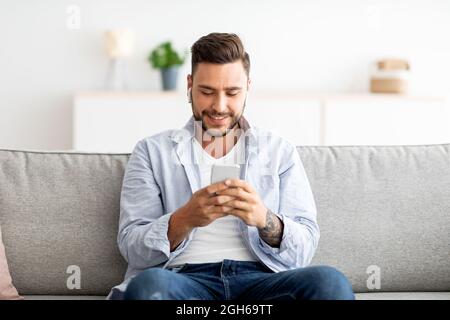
{"left": 107, "top": 33, "right": 354, "bottom": 300}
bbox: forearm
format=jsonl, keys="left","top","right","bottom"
{"left": 258, "top": 209, "right": 284, "bottom": 248}
{"left": 168, "top": 206, "right": 193, "bottom": 252}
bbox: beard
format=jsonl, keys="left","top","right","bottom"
{"left": 191, "top": 92, "right": 246, "bottom": 138}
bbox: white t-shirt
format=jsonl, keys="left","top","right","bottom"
{"left": 167, "top": 136, "right": 257, "bottom": 267}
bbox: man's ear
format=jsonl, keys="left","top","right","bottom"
{"left": 187, "top": 74, "right": 193, "bottom": 89}
{"left": 247, "top": 78, "right": 251, "bottom": 91}
{"left": 187, "top": 74, "right": 193, "bottom": 103}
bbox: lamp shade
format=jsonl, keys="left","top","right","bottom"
{"left": 104, "top": 29, "right": 135, "bottom": 58}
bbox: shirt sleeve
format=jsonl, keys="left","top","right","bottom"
{"left": 116, "top": 139, "right": 188, "bottom": 269}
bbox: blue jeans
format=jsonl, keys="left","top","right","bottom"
{"left": 124, "top": 260, "right": 355, "bottom": 300}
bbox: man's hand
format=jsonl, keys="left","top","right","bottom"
{"left": 183, "top": 181, "right": 237, "bottom": 228}
{"left": 215, "top": 179, "right": 267, "bottom": 228}
{"left": 168, "top": 181, "right": 236, "bottom": 251}
{"left": 215, "top": 179, "right": 284, "bottom": 247}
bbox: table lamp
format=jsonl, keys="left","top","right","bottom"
{"left": 104, "top": 28, "right": 135, "bottom": 91}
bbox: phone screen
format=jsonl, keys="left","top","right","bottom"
{"left": 210, "top": 164, "right": 241, "bottom": 184}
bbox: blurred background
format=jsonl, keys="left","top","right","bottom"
{"left": 0, "top": 0, "right": 449, "bottom": 152}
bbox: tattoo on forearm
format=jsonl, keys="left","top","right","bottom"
{"left": 258, "top": 209, "right": 284, "bottom": 248}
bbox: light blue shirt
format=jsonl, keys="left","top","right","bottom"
{"left": 108, "top": 116, "right": 319, "bottom": 299}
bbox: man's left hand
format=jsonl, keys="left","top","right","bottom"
{"left": 214, "top": 179, "right": 268, "bottom": 229}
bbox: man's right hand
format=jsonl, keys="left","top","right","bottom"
{"left": 182, "top": 181, "right": 236, "bottom": 228}
{"left": 168, "top": 181, "right": 236, "bottom": 251}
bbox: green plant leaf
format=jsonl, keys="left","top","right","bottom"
{"left": 148, "top": 41, "right": 186, "bottom": 69}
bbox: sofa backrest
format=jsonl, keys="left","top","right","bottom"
{"left": 0, "top": 144, "right": 449, "bottom": 295}
{"left": 0, "top": 150, "right": 129, "bottom": 295}
{"left": 302, "top": 144, "right": 450, "bottom": 292}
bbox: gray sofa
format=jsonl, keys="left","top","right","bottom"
{"left": 0, "top": 144, "right": 449, "bottom": 300}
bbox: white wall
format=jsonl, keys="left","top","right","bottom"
{"left": 1, "top": 0, "right": 449, "bottom": 150}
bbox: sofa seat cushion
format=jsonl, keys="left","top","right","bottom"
{"left": 22, "top": 292, "right": 450, "bottom": 300}
{"left": 356, "top": 292, "right": 450, "bottom": 300}
{"left": 24, "top": 295, "right": 106, "bottom": 300}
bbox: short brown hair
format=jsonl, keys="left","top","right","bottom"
{"left": 191, "top": 33, "right": 250, "bottom": 78}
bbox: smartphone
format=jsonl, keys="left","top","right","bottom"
{"left": 210, "top": 164, "right": 241, "bottom": 184}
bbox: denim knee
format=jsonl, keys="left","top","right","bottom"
{"left": 304, "top": 265, "right": 355, "bottom": 300}
{"left": 124, "top": 268, "right": 173, "bottom": 300}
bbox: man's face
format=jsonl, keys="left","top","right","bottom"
{"left": 188, "top": 61, "right": 250, "bottom": 137}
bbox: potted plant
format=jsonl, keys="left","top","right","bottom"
{"left": 148, "top": 41, "right": 187, "bottom": 91}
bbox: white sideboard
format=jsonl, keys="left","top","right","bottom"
{"left": 324, "top": 95, "right": 450, "bottom": 146}
{"left": 73, "top": 91, "right": 450, "bottom": 153}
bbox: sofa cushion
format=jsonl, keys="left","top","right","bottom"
{"left": 355, "top": 292, "right": 450, "bottom": 300}
{"left": 301, "top": 144, "right": 450, "bottom": 293}
{"left": 0, "top": 150, "right": 129, "bottom": 295}
{"left": 24, "top": 295, "right": 105, "bottom": 300}
{"left": 22, "top": 292, "right": 450, "bottom": 300}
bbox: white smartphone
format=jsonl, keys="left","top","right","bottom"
{"left": 210, "top": 164, "right": 241, "bottom": 184}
